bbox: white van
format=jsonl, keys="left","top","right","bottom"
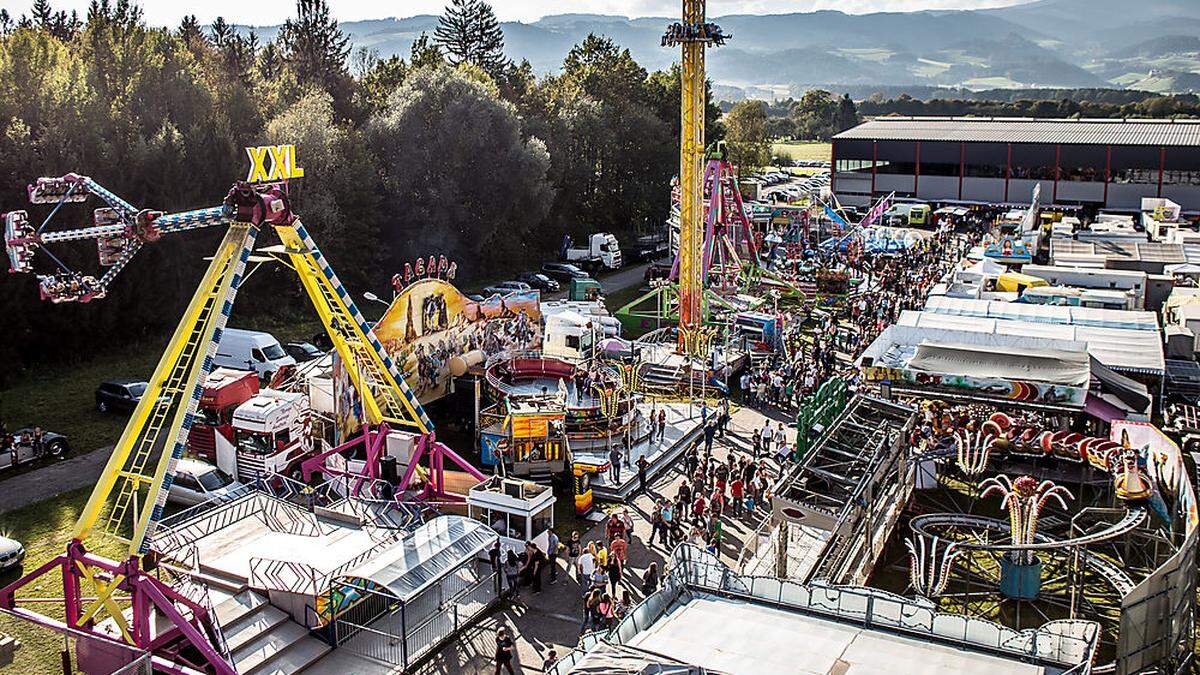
{"left": 214, "top": 328, "right": 296, "bottom": 379}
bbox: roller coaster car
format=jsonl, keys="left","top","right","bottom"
{"left": 1114, "top": 451, "right": 1152, "bottom": 501}
{"left": 1006, "top": 428, "right": 1045, "bottom": 458}
{"left": 1086, "top": 440, "right": 1121, "bottom": 470}
{"left": 1051, "top": 432, "right": 1085, "bottom": 462}
{"left": 27, "top": 175, "right": 88, "bottom": 204}
{"left": 4, "top": 210, "right": 34, "bottom": 273}
{"left": 988, "top": 412, "right": 1013, "bottom": 432}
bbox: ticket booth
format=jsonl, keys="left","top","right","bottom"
{"left": 467, "top": 476, "right": 555, "bottom": 553}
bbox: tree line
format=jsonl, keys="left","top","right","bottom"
{"left": 0, "top": 0, "right": 720, "bottom": 376}
{"left": 856, "top": 92, "right": 1200, "bottom": 119}
{"left": 719, "top": 90, "right": 860, "bottom": 150}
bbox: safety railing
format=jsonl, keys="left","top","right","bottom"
{"left": 551, "top": 545, "right": 1099, "bottom": 673}
{"left": 151, "top": 490, "right": 265, "bottom": 557}
{"left": 669, "top": 544, "right": 1100, "bottom": 669}
{"left": 333, "top": 568, "right": 498, "bottom": 670}
{"left": 247, "top": 557, "right": 325, "bottom": 595}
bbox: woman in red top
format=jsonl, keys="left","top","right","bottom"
{"left": 692, "top": 494, "right": 707, "bottom": 524}
{"left": 730, "top": 478, "right": 744, "bottom": 517}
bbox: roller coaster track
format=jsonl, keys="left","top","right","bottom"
{"left": 910, "top": 509, "right": 1146, "bottom": 595}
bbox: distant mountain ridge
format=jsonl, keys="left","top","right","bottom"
{"left": 234, "top": 0, "right": 1200, "bottom": 95}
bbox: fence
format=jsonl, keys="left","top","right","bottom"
{"left": 332, "top": 565, "right": 498, "bottom": 670}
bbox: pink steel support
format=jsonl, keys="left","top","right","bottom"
{"left": 1, "top": 543, "right": 235, "bottom": 675}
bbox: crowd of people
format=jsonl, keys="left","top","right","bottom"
{"left": 489, "top": 216, "right": 991, "bottom": 673}
{"left": 736, "top": 225, "right": 978, "bottom": 418}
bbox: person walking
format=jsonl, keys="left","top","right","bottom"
{"left": 657, "top": 409, "right": 667, "bottom": 442}
{"left": 566, "top": 531, "right": 582, "bottom": 580}
{"left": 494, "top": 627, "right": 516, "bottom": 675}
{"left": 525, "top": 541, "right": 547, "bottom": 594}
{"left": 642, "top": 562, "right": 660, "bottom": 596}
{"left": 503, "top": 550, "right": 521, "bottom": 599}
{"left": 547, "top": 530, "right": 561, "bottom": 583}
{"left": 636, "top": 454, "right": 649, "bottom": 495}
{"left": 577, "top": 543, "right": 596, "bottom": 588}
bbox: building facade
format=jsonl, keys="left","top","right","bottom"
{"left": 832, "top": 117, "right": 1200, "bottom": 211}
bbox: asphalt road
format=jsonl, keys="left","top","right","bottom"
{"left": 0, "top": 445, "right": 111, "bottom": 514}
{"left": 544, "top": 259, "right": 654, "bottom": 301}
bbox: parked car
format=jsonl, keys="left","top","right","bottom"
{"left": 483, "top": 280, "right": 533, "bottom": 296}
{"left": 516, "top": 272, "right": 561, "bottom": 292}
{"left": 95, "top": 379, "right": 149, "bottom": 414}
{"left": 0, "top": 535, "right": 25, "bottom": 572}
{"left": 284, "top": 341, "right": 323, "bottom": 363}
{"left": 0, "top": 427, "right": 70, "bottom": 473}
{"left": 167, "top": 458, "right": 247, "bottom": 507}
{"left": 541, "top": 262, "right": 590, "bottom": 281}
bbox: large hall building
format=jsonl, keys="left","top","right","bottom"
{"left": 831, "top": 117, "right": 1200, "bottom": 211}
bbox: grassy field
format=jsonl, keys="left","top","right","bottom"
{"left": 0, "top": 486, "right": 126, "bottom": 674}
{"left": 771, "top": 140, "right": 831, "bottom": 164}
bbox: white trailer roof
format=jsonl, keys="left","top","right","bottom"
{"left": 899, "top": 310, "right": 1164, "bottom": 374}
{"left": 924, "top": 296, "right": 1159, "bottom": 331}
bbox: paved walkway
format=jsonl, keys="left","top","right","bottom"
{"left": 0, "top": 446, "right": 111, "bottom": 514}
{"left": 417, "top": 403, "right": 790, "bottom": 674}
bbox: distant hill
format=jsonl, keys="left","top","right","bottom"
{"left": 233, "top": 0, "right": 1200, "bottom": 95}
{"left": 1109, "top": 35, "right": 1200, "bottom": 59}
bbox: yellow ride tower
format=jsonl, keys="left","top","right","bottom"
{"left": 664, "top": 1, "right": 728, "bottom": 356}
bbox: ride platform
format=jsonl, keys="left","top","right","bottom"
{"left": 573, "top": 401, "right": 705, "bottom": 502}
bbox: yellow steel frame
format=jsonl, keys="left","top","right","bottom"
{"left": 76, "top": 220, "right": 428, "bottom": 561}
{"left": 275, "top": 223, "right": 428, "bottom": 431}
{"left": 75, "top": 223, "right": 259, "bottom": 555}
{"left": 677, "top": 0, "right": 707, "bottom": 355}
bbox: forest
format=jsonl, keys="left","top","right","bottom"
{"left": 0, "top": 0, "right": 721, "bottom": 375}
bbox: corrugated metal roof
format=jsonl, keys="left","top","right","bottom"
{"left": 1050, "top": 239, "right": 1186, "bottom": 263}
{"left": 834, "top": 117, "right": 1200, "bottom": 147}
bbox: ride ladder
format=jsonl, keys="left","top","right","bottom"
{"left": 275, "top": 222, "right": 431, "bottom": 432}
{"left": 79, "top": 222, "right": 258, "bottom": 555}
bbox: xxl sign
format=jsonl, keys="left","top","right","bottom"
{"left": 244, "top": 144, "right": 305, "bottom": 183}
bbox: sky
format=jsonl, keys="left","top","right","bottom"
{"left": 5, "top": 0, "right": 1031, "bottom": 27}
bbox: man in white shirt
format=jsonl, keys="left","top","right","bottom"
{"left": 760, "top": 422, "right": 773, "bottom": 455}
{"left": 577, "top": 548, "right": 596, "bottom": 585}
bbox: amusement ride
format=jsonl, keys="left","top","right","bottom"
{"left": 0, "top": 149, "right": 484, "bottom": 674}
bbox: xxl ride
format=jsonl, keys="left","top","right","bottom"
{"left": 0, "top": 157, "right": 451, "bottom": 674}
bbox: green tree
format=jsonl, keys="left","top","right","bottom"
{"left": 531, "top": 34, "right": 675, "bottom": 237}
{"left": 646, "top": 64, "right": 724, "bottom": 147}
{"left": 409, "top": 32, "right": 444, "bottom": 70}
{"left": 358, "top": 54, "right": 408, "bottom": 113}
{"left": 790, "top": 89, "right": 838, "bottom": 141}
{"left": 265, "top": 91, "right": 381, "bottom": 290}
{"left": 724, "top": 99, "right": 770, "bottom": 168}
{"left": 835, "top": 93, "right": 859, "bottom": 133}
{"left": 368, "top": 65, "right": 552, "bottom": 278}
{"left": 177, "top": 14, "right": 204, "bottom": 50}
{"left": 434, "top": 0, "right": 506, "bottom": 77}
{"left": 278, "top": 0, "right": 351, "bottom": 109}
